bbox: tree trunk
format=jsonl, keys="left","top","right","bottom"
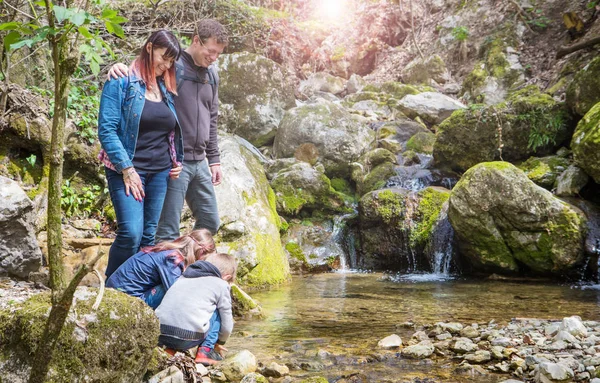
{"left": 28, "top": 34, "right": 80, "bottom": 383}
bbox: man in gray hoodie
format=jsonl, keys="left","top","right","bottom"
{"left": 109, "top": 20, "right": 226, "bottom": 239}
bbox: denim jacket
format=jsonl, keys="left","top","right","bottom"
{"left": 97, "top": 74, "right": 184, "bottom": 173}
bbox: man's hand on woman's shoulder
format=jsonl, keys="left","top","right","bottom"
{"left": 107, "top": 63, "right": 129, "bottom": 80}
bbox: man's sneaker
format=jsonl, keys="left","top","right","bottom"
{"left": 195, "top": 346, "right": 223, "bottom": 366}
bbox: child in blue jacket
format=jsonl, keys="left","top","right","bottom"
{"left": 106, "top": 229, "right": 215, "bottom": 309}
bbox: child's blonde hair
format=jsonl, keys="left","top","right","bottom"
{"left": 143, "top": 229, "right": 216, "bottom": 268}
{"left": 204, "top": 253, "right": 237, "bottom": 281}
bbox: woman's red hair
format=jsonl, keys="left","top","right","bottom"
{"left": 132, "top": 30, "right": 181, "bottom": 94}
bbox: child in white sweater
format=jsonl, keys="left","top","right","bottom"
{"left": 156, "top": 252, "right": 237, "bottom": 365}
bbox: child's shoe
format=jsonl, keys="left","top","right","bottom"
{"left": 195, "top": 346, "right": 223, "bottom": 366}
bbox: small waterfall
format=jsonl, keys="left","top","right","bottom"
{"left": 426, "top": 209, "right": 455, "bottom": 277}
{"left": 332, "top": 212, "right": 358, "bottom": 271}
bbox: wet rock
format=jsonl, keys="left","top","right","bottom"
{"left": 406, "top": 131, "right": 436, "bottom": 155}
{"left": 397, "top": 92, "right": 465, "bottom": 125}
{"left": 300, "top": 361, "right": 325, "bottom": 371}
{"left": 378, "top": 334, "right": 403, "bottom": 349}
{"left": 240, "top": 372, "right": 269, "bottom": 383}
{"left": 217, "top": 52, "right": 295, "bottom": 147}
{"left": 402, "top": 341, "right": 435, "bottom": 359}
{"left": 259, "top": 361, "right": 289, "bottom": 378}
{"left": 535, "top": 362, "right": 574, "bottom": 382}
{"left": 464, "top": 350, "right": 492, "bottom": 364}
{"left": 350, "top": 148, "right": 398, "bottom": 196}
{"left": 555, "top": 165, "right": 589, "bottom": 197}
{"left": 561, "top": 316, "right": 588, "bottom": 338}
{"left": 273, "top": 99, "right": 376, "bottom": 178}
{"left": 0, "top": 176, "right": 43, "bottom": 278}
{"left": 220, "top": 350, "right": 258, "bottom": 382}
{"left": 571, "top": 102, "right": 600, "bottom": 183}
{"left": 448, "top": 162, "right": 587, "bottom": 277}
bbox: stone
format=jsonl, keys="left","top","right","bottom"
{"left": 448, "top": 162, "right": 587, "bottom": 276}
{"left": 298, "top": 72, "right": 346, "bottom": 98}
{"left": 555, "top": 165, "right": 589, "bottom": 197}
{"left": 240, "top": 372, "right": 269, "bottom": 383}
{"left": 518, "top": 156, "right": 570, "bottom": 190}
{"left": 460, "top": 326, "right": 481, "bottom": 339}
{"left": 217, "top": 52, "right": 295, "bottom": 147}
{"left": 535, "top": 362, "right": 574, "bottom": 382}
{"left": 437, "top": 322, "right": 464, "bottom": 334}
{"left": 554, "top": 330, "right": 578, "bottom": 343}
{"left": 0, "top": 176, "right": 43, "bottom": 278}
{"left": 434, "top": 86, "right": 571, "bottom": 172}
{"left": 273, "top": 99, "right": 376, "bottom": 178}
{"left": 491, "top": 337, "right": 513, "bottom": 347}
{"left": 397, "top": 92, "right": 465, "bottom": 125}
{"left": 402, "top": 341, "right": 435, "bottom": 358}
{"left": 282, "top": 220, "right": 345, "bottom": 272}
{"left": 346, "top": 74, "right": 366, "bottom": 94}
{"left": 451, "top": 337, "right": 478, "bottom": 353}
{"left": 271, "top": 162, "right": 347, "bottom": 216}
{"left": 0, "top": 288, "right": 159, "bottom": 382}
{"left": 350, "top": 148, "right": 398, "bottom": 196}
{"left": 465, "top": 350, "right": 492, "bottom": 364}
{"left": 571, "top": 102, "right": 600, "bottom": 183}
{"left": 213, "top": 134, "right": 290, "bottom": 287}
{"left": 220, "top": 350, "right": 258, "bottom": 382}
{"left": 260, "top": 362, "right": 289, "bottom": 378}
{"left": 148, "top": 366, "right": 185, "bottom": 383}
{"left": 405, "top": 131, "right": 436, "bottom": 154}
{"left": 378, "top": 334, "right": 403, "bottom": 348}
{"left": 401, "top": 55, "right": 450, "bottom": 85}
{"left": 560, "top": 316, "right": 588, "bottom": 338}
{"left": 567, "top": 57, "right": 600, "bottom": 116}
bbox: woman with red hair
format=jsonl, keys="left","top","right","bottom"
{"left": 98, "top": 30, "right": 185, "bottom": 277}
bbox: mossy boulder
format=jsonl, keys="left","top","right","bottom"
{"left": 271, "top": 162, "right": 348, "bottom": 216}
{"left": 566, "top": 57, "right": 600, "bottom": 117}
{"left": 406, "top": 131, "right": 436, "bottom": 154}
{"left": 298, "top": 72, "right": 347, "bottom": 98}
{"left": 396, "top": 92, "right": 466, "bottom": 125}
{"left": 217, "top": 52, "right": 295, "bottom": 147}
{"left": 0, "top": 288, "right": 159, "bottom": 382}
{"left": 448, "top": 162, "right": 587, "bottom": 277}
{"left": 518, "top": 156, "right": 570, "bottom": 190}
{"left": 351, "top": 148, "right": 398, "bottom": 196}
{"left": 571, "top": 102, "right": 600, "bottom": 183}
{"left": 273, "top": 99, "right": 376, "bottom": 178}
{"left": 214, "top": 134, "right": 290, "bottom": 287}
{"left": 401, "top": 55, "right": 450, "bottom": 85}
{"left": 358, "top": 187, "right": 450, "bottom": 270}
{"left": 555, "top": 165, "right": 589, "bottom": 197}
{"left": 434, "top": 86, "right": 571, "bottom": 172}
{"left": 376, "top": 118, "right": 430, "bottom": 154}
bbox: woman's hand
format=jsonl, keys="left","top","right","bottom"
{"left": 169, "top": 164, "right": 183, "bottom": 180}
{"left": 123, "top": 167, "right": 145, "bottom": 201}
{"left": 214, "top": 344, "right": 228, "bottom": 357}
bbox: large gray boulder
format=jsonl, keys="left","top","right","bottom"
{"left": 273, "top": 99, "right": 376, "bottom": 177}
{"left": 448, "top": 162, "right": 587, "bottom": 276}
{"left": 0, "top": 288, "right": 159, "bottom": 382}
{"left": 397, "top": 92, "right": 465, "bottom": 125}
{"left": 0, "top": 176, "right": 42, "bottom": 278}
{"left": 214, "top": 134, "right": 290, "bottom": 287}
{"left": 217, "top": 52, "right": 295, "bottom": 147}
{"left": 571, "top": 102, "right": 600, "bottom": 183}
{"left": 566, "top": 57, "right": 600, "bottom": 117}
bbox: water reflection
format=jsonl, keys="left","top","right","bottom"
{"left": 228, "top": 273, "right": 600, "bottom": 381}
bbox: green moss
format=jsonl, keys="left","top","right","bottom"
{"left": 406, "top": 132, "right": 436, "bottom": 154}
{"left": 0, "top": 289, "right": 159, "bottom": 382}
{"left": 461, "top": 65, "right": 488, "bottom": 98}
{"left": 571, "top": 99, "right": 600, "bottom": 182}
{"left": 518, "top": 156, "right": 570, "bottom": 189}
{"left": 359, "top": 162, "right": 396, "bottom": 196}
{"left": 231, "top": 284, "right": 259, "bottom": 312}
{"left": 244, "top": 229, "right": 290, "bottom": 287}
{"left": 411, "top": 188, "right": 450, "bottom": 247}
{"left": 285, "top": 241, "right": 307, "bottom": 263}
{"left": 331, "top": 45, "right": 346, "bottom": 62}
{"left": 372, "top": 189, "right": 406, "bottom": 224}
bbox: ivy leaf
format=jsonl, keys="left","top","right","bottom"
{"left": 70, "top": 10, "right": 87, "bottom": 27}
{"left": 0, "top": 22, "right": 20, "bottom": 31}
{"left": 4, "top": 31, "right": 20, "bottom": 51}
{"left": 78, "top": 26, "right": 93, "bottom": 39}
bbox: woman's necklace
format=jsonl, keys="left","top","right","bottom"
{"left": 146, "top": 86, "right": 161, "bottom": 101}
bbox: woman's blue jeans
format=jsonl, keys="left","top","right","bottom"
{"left": 104, "top": 167, "right": 170, "bottom": 277}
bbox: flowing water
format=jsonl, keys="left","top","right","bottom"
{"left": 228, "top": 273, "right": 600, "bottom": 382}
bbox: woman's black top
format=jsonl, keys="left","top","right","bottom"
{"left": 132, "top": 98, "right": 176, "bottom": 173}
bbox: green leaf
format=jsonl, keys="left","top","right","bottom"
{"left": 53, "top": 6, "right": 70, "bottom": 23}
{"left": 108, "top": 15, "right": 128, "bottom": 24}
{"left": 10, "top": 39, "right": 34, "bottom": 50}
{"left": 70, "top": 10, "right": 87, "bottom": 27}
{"left": 78, "top": 26, "right": 93, "bottom": 39}
{"left": 3, "top": 31, "right": 20, "bottom": 51}
{"left": 0, "top": 22, "right": 20, "bottom": 31}
{"left": 101, "top": 8, "right": 117, "bottom": 19}
{"left": 105, "top": 22, "right": 124, "bottom": 39}
{"left": 34, "top": 0, "right": 46, "bottom": 6}
{"left": 90, "top": 59, "right": 100, "bottom": 75}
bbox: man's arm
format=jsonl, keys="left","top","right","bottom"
{"left": 206, "top": 68, "right": 222, "bottom": 185}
